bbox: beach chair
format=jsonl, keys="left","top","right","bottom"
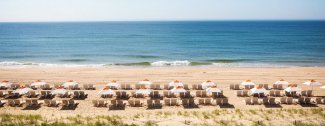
{"left": 216, "top": 98, "right": 222, "bottom": 105}
{"left": 230, "top": 84, "right": 235, "bottom": 90}
{"left": 287, "top": 97, "right": 293, "bottom": 105}
{"left": 212, "top": 92, "right": 218, "bottom": 98}
{"left": 134, "top": 100, "right": 142, "bottom": 107}
{"left": 198, "top": 98, "right": 204, "bottom": 105}
{"left": 98, "top": 100, "right": 106, "bottom": 107}
{"left": 234, "top": 84, "right": 240, "bottom": 90}
{"left": 171, "top": 98, "right": 177, "bottom": 106}
{"left": 272, "top": 84, "right": 277, "bottom": 90}
{"left": 236, "top": 90, "right": 242, "bottom": 97}
{"left": 125, "top": 84, "right": 131, "bottom": 90}
{"left": 8, "top": 99, "right": 15, "bottom": 107}
{"left": 147, "top": 99, "right": 154, "bottom": 108}
{"left": 244, "top": 85, "right": 250, "bottom": 90}
{"left": 163, "top": 84, "right": 169, "bottom": 90}
{"left": 278, "top": 85, "right": 283, "bottom": 90}
{"left": 183, "top": 84, "right": 189, "bottom": 90}
{"left": 305, "top": 97, "right": 312, "bottom": 104}
{"left": 285, "top": 91, "right": 291, "bottom": 97}
{"left": 252, "top": 97, "right": 259, "bottom": 105}
{"left": 298, "top": 97, "right": 305, "bottom": 104}
{"left": 307, "top": 90, "right": 313, "bottom": 97}
{"left": 31, "top": 99, "right": 40, "bottom": 106}
{"left": 189, "top": 99, "right": 196, "bottom": 107}
{"left": 182, "top": 99, "right": 189, "bottom": 107}
{"left": 197, "top": 85, "right": 203, "bottom": 90}
{"left": 315, "top": 97, "right": 322, "bottom": 104}
{"left": 0, "top": 91, "right": 5, "bottom": 98}
{"left": 269, "top": 90, "right": 275, "bottom": 97}
{"left": 135, "top": 84, "right": 141, "bottom": 89}
{"left": 93, "top": 100, "right": 100, "bottom": 107}
{"left": 205, "top": 98, "right": 211, "bottom": 105}
{"left": 180, "top": 92, "right": 186, "bottom": 98}
{"left": 196, "top": 91, "right": 202, "bottom": 97}
{"left": 128, "top": 99, "right": 135, "bottom": 107}
{"left": 154, "top": 99, "right": 162, "bottom": 108}
{"left": 243, "top": 90, "right": 249, "bottom": 97}
{"left": 262, "top": 97, "right": 269, "bottom": 105}
{"left": 269, "top": 98, "right": 276, "bottom": 105}
{"left": 280, "top": 97, "right": 287, "bottom": 104}
{"left": 222, "top": 98, "right": 229, "bottom": 105}
{"left": 259, "top": 93, "right": 265, "bottom": 98}
{"left": 263, "top": 84, "right": 269, "bottom": 90}
{"left": 14, "top": 100, "right": 23, "bottom": 107}
{"left": 275, "top": 90, "right": 282, "bottom": 97}
{"left": 201, "top": 90, "right": 207, "bottom": 97}
{"left": 164, "top": 99, "right": 171, "bottom": 106}
{"left": 83, "top": 84, "right": 89, "bottom": 90}
{"left": 25, "top": 99, "right": 32, "bottom": 106}
{"left": 301, "top": 91, "right": 307, "bottom": 96}
{"left": 192, "top": 84, "right": 198, "bottom": 90}
{"left": 88, "top": 84, "right": 96, "bottom": 90}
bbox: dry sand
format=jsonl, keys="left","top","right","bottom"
{"left": 0, "top": 66, "right": 325, "bottom": 125}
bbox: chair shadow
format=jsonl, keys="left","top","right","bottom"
{"left": 22, "top": 105, "right": 41, "bottom": 110}
{"left": 299, "top": 104, "right": 318, "bottom": 107}
{"left": 219, "top": 104, "right": 235, "bottom": 108}
{"left": 72, "top": 96, "right": 88, "bottom": 100}
{"left": 264, "top": 104, "right": 282, "bottom": 108}
{"left": 183, "top": 105, "right": 199, "bottom": 109}
{"left": 108, "top": 106, "right": 126, "bottom": 110}
{"left": 60, "top": 103, "right": 79, "bottom": 110}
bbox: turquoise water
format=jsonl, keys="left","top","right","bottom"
{"left": 0, "top": 21, "right": 325, "bottom": 67}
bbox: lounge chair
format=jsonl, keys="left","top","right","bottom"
{"left": 212, "top": 92, "right": 218, "bottom": 98}
{"left": 298, "top": 97, "right": 305, "bottom": 104}
{"left": 216, "top": 98, "right": 222, "bottom": 105}
{"left": 244, "top": 85, "right": 250, "bottom": 90}
{"left": 301, "top": 91, "right": 307, "bottom": 96}
{"left": 280, "top": 97, "right": 287, "bottom": 104}
{"left": 278, "top": 85, "right": 283, "bottom": 90}
{"left": 14, "top": 100, "right": 23, "bottom": 107}
{"left": 222, "top": 98, "right": 229, "bottom": 105}
{"left": 234, "top": 84, "right": 240, "bottom": 90}
{"left": 183, "top": 84, "right": 189, "bottom": 90}
{"left": 263, "top": 84, "right": 269, "bottom": 90}
{"left": 196, "top": 91, "right": 202, "bottom": 97}
{"left": 164, "top": 84, "right": 169, "bottom": 90}
{"left": 197, "top": 85, "right": 203, "bottom": 90}
{"left": 201, "top": 91, "right": 207, "bottom": 97}
{"left": 192, "top": 84, "right": 198, "bottom": 90}
{"left": 243, "top": 90, "right": 249, "bottom": 97}
{"left": 198, "top": 98, "right": 205, "bottom": 105}
{"left": 230, "top": 84, "right": 235, "bottom": 90}
{"left": 147, "top": 100, "right": 154, "bottom": 108}
{"left": 134, "top": 100, "right": 142, "bottom": 107}
{"left": 92, "top": 100, "right": 99, "bottom": 107}
{"left": 285, "top": 91, "right": 291, "bottom": 97}
{"left": 263, "top": 97, "right": 269, "bottom": 105}
{"left": 8, "top": 99, "right": 15, "bottom": 107}
{"left": 252, "top": 97, "right": 259, "bottom": 105}
{"left": 182, "top": 99, "right": 188, "bottom": 107}
{"left": 154, "top": 99, "right": 162, "bottom": 108}
{"left": 0, "top": 91, "right": 5, "bottom": 97}
{"left": 275, "top": 90, "right": 282, "bottom": 97}
{"left": 269, "top": 98, "right": 276, "bottom": 105}
{"left": 269, "top": 90, "right": 275, "bottom": 97}
{"left": 287, "top": 97, "right": 293, "bottom": 105}
{"left": 315, "top": 97, "right": 322, "bottom": 104}
{"left": 25, "top": 99, "right": 32, "bottom": 106}
{"left": 164, "top": 99, "right": 171, "bottom": 106}
{"left": 171, "top": 98, "right": 177, "bottom": 106}
{"left": 163, "top": 91, "right": 169, "bottom": 98}
{"left": 305, "top": 97, "right": 312, "bottom": 104}
{"left": 236, "top": 90, "right": 242, "bottom": 97}
{"left": 98, "top": 100, "right": 106, "bottom": 107}
{"left": 188, "top": 99, "right": 196, "bottom": 107}
{"left": 205, "top": 98, "right": 211, "bottom": 105}
{"left": 307, "top": 90, "right": 313, "bottom": 97}
{"left": 27, "top": 90, "right": 38, "bottom": 98}
{"left": 272, "top": 84, "right": 277, "bottom": 90}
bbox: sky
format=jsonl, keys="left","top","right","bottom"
{"left": 0, "top": 0, "right": 324, "bottom": 22}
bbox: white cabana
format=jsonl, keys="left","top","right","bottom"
{"left": 169, "top": 80, "right": 184, "bottom": 87}
{"left": 138, "top": 79, "right": 152, "bottom": 85}
{"left": 241, "top": 80, "right": 255, "bottom": 85}
{"left": 206, "top": 87, "right": 221, "bottom": 93}
{"left": 98, "top": 89, "right": 115, "bottom": 95}
{"left": 201, "top": 80, "right": 216, "bottom": 89}
{"left": 274, "top": 79, "right": 289, "bottom": 85}
{"left": 0, "top": 80, "right": 12, "bottom": 88}
{"left": 62, "top": 80, "right": 78, "bottom": 88}
{"left": 13, "top": 87, "right": 33, "bottom": 95}
{"left": 303, "top": 80, "right": 320, "bottom": 90}
{"left": 170, "top": 87, "right": 186, "bottom": 93}
{"left": 51, "top": 89, "right": 69, "bottom": 95}
{"left": 106, "top": 80, "right": 120, "bottom": 88}
{"left": 30, "top": 80, "right": 46, "bottom": 88}
{"left": 135, "top": 89, "right": 152, "bottom": 95}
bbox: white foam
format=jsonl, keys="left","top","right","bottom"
{"left": 151, "top": 60, "right": 191, "bottom": 66}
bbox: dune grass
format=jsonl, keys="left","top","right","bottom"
{"left": 0, "top": 108, "right": 324, "bottom": 126}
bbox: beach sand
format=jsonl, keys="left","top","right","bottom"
{"left": 0, "top": 67, "right": 325, "bottom": 125}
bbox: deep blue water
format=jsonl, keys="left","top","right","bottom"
{"left": 0, "top": 21, "right": 325, "bottom": 67}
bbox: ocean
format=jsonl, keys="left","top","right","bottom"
{"left": 0, "top": 21, "right": 325, "bottom": 67}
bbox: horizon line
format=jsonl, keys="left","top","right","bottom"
{"left": 0, "top": 19, "right": 325, "bottom": 23}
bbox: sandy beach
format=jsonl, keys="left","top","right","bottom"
{"left": 0, "top": 66, "right": 325, "bottom": 125}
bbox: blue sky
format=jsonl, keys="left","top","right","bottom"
{"left": 0, "top": 0, "right": 324, "bottom": 22}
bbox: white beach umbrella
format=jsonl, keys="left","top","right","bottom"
{"left": 0, "top": 80, "right": 13, "bottom": 88}
{"left": 135, "top": 89, "right": 152, "bottom": 95}
{"left": 274, "top": 79, "right": 289, "bottom": 85}
{"left": 170, "top": 87, "right": 186, "bottom": 93}
{"left": 284, "top": 87, "right": 302, "bottom": 92}
{"left": 106, "top": 80, "right": 120, "bottom": 87}
{"left": 62, "top": 80, "right": 78, "bottom": 88}
{"left": 303, "top": 80, "right": 320, "bottom": 90}
{"left": 206, "top": 87, "right": 221, "bottom": 93}
{"left": 13, "top": 87, "right": 33, "bottom": 95}
{"left": 98, "top": 89, "right": 115, "bottom": 95}
{"left": 169, "top": 80, "right": 184, "bottom": 87}
{"left": 320, "top": 85, "right": 325, "bottom": 89}
{"left": 51, "top": 89, "right": 68, "bottom": 95}
{"left": 201, "top": 80, "right": 216, "bottom": 89}
{"left": 250, "top": 87, "right": 266, "bottom": 94}
{"left": 138, "top": 79, "right": 152, "bottom": 85}
{"left": 241, "top": 80, "right": 255, "bottom": 85}
{"left": 30, "top": 80, "right": 46, "bottom": 87}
